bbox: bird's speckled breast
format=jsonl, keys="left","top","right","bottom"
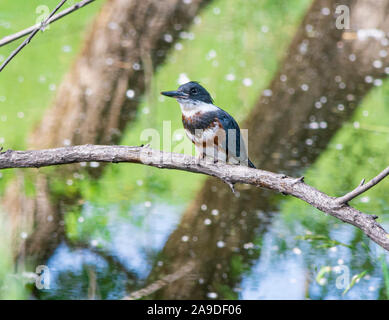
{"left": 182, "top": 111, "right": 226, "bottom": 147}
{"left": 182, "top": 111, "right": 220, "bottom": 135}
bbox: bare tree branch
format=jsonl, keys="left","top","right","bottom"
{"left": 0, "top": 144, "right": 388, "bottom": 251}
{"left": 123, "top": 262, "right": 195, "bottom": 300}
{"left": 0, "top": 0, "right": 68, "bottom": 72}
{"left": 336, "top": 166, "right": 389, "bottom": 205}
{"left": 0, "top": 0, "right": 96, "bottom": 48}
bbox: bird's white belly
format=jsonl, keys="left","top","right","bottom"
{"left": 184, "top": 126, "right": 225, "bottom": 146}
{"left": 185, "top": 127, "right": 227, "bottom": 162}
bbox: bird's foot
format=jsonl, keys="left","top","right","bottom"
{"left": 196, "top": 153, "right": 205, "bottom": 164}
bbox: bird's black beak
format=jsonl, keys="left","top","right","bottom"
{"left": 161, "top": 90, "right": 188, "bottom": 99}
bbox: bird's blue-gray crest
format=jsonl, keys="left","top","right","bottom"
{"left": 161, "top": 81, "right": 255, "bottom": 168}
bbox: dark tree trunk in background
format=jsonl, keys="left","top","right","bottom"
{"left": 148, "top": 0, "right": 389, "bottom": 299}
{"left": 1, "top": 0, "right": 211, "bottom": 266}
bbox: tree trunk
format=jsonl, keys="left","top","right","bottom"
{"left": 2, "top": 0, "right": 211, "bottom": 266}
{"left": 148, "top": 0, "right": 389, "bottom": 299}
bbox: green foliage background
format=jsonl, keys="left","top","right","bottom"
{"left": 0, "top": 0, "right": 388, "bottom": 299}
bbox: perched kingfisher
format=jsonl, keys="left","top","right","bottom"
{"left": 161, "top": 81, "right": 255, "bottom": 168}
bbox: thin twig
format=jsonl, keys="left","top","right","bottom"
{"left": 123, "top": 262, "right": 195, "bottom": 300}
{"left": 0, "top": 0, "right": 96, "bottom": 48}
{"left": 0, "top": 144, "right": 388, "bottom": 251}
{"left": 336, "top": 166, "right": 389, "bottom": 204}
{"left": 0, "top": 0, "right": 68, "bottom": 73}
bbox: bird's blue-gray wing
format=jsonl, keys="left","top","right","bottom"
{"left": 216, "top": 109, "right": 243, "bottom": 159}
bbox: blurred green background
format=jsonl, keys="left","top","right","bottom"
{"left": 0, "top": 0, "right": 388, "bottom": 300}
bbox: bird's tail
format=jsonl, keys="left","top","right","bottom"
{"left": 248, "top": 159, "right": 256, "bottom": 168}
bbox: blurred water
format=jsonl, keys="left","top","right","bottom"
{"left": 240, "top": 220, "right": 387, "bottom": 300}
{"left": 42, "top": 202, "right": 182, "bottom": 299}
{"left": 40, "top": 202, "right": 389, "bottom": 300}
{"left": 1, "top": 0, "right": 389, "bottom": 301}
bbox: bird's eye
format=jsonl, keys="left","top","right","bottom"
{"left": 190, "top": 88, "right": 198, "bottom": 94}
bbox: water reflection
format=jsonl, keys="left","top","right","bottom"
{"left": 2, "top": 0, "right": 389, "bottom": 301}
{"left": 40, "top": 202, "right": 182, "bottom": 299}
{"left": 39, "top": 202, "right": 389, "bottom": 300}
{"left": 42, "top": 243, "right": 130, "bottom": 300}
{"left": 241, "top": 214, "right": 389, "bottom": 300}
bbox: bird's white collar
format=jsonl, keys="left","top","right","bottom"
{"left": 178, "top": 99, "right": 218, "bottom": 117}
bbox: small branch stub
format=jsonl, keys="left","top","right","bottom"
{"left": 336, "top": 166, "right": 389, "bottom": 205}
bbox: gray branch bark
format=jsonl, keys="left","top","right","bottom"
{"left": 1, "top": 144, "right": 388, "bottom": 251}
